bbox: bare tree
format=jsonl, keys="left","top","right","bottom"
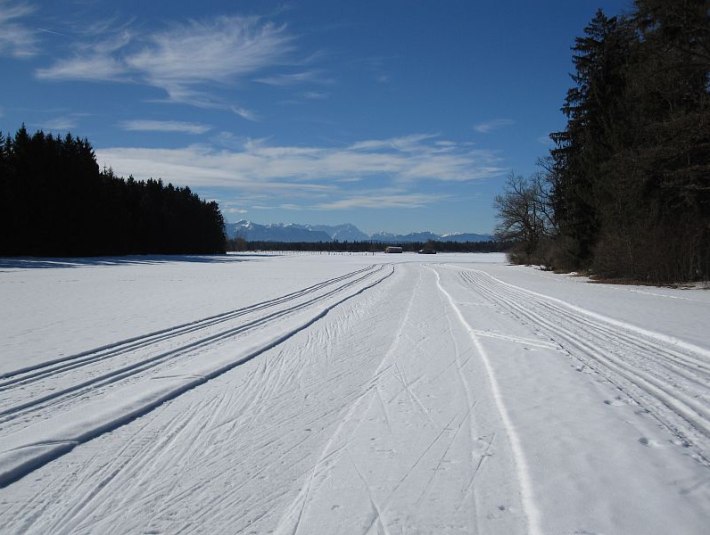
{"left": 494, "top": 172, "right": 553, "bottom": 264}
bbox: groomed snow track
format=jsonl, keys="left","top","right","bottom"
{"left": 0, "top": 255, "right": 708, "bottom": 534}
{"left": 456, "top": 267, "right": 710, "bottom": 465}
{"left": 0, "top": 264, "right": 393, "bottom": 487}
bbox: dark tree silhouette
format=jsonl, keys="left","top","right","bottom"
{"left": 0, "top": 126, "right": 226, "bottom": 257}
{"left": 500, "top": 1, "right": 709, "bottom": 282}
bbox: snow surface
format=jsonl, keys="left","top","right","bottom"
{"left": 0, "top": 253, "right": 708, "bottom": 534}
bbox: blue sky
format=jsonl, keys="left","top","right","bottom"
{"left": 1, "top": 0, "right": 631, "bottom": 235}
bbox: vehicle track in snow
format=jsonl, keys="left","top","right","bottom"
{"left": 457, "top": 268, "right": 710, "bottom": 464}
{"left": 0, "top": 264, "right": 393, "bottom": 487}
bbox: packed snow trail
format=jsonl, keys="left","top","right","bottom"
{"left": 0, "top": 264, "right": 392, "bottom": 487}
{"left": 272, "top": 264, "right": 534, "bottom": 534}
{"left": 432, "top": 267, "right": 543, "bottom": 535}
{"left": 455, "top": 267, "right": 710, "bottom": 464}
{"left": 0, "top": 254, "right": 708, "bottom": 534}
{"left": 0, "top": 264, "right": 378, "bottom": 383}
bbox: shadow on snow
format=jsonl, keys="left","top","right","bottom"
{"left": 0, "top": 253, "right": 280, "bottom": 270}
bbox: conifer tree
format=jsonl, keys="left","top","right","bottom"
{"left": 549, "top": 10, "right": 635, "bottom": 268}
{"left": 510, "top": 1, "right": 710, "bottom": 280}
{"left": 0, "top": 126, "right": 226, "bottom": 257}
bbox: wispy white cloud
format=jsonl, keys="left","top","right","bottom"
{"left": 0, "top": 0, "right": 39, "bottom": 58}
{"left": 35, "top": 17, "right": 135, "bottom": 81}
{"left": 38, "top": 115, "right": 81, "bottom": 131}
{"left": 36, "top": 15, "right": 300, "bottom": 110}
{"left": 119, "top": 120, "right": 212, "bottom": 134}
{"left": 76, "top": 14, "right": 129, "bottom": 36}
{"left": 256, "top": 70, "right": 326, "bottom": 86}
{"left": 127, "top": 17, "right": 293, "bottom": 102}
{"left": 94, "top": 133, "right": 500, "bottom": 223}
{"left": 473, "top": 118, "right": 515, "bottom": 134}
{"left": 81, "top": 28, "right": 132, "bottom": 55}
{"left": 210, "top": 131, "right": 250, "bottom": 149}
{"left": 315, "top": 192, "right": 443, "bottom": 210}
{"left": 95, "top": 134, "right": 503, "bottom": 210}
{"left": 231, "top": 106, "right": 259, "bottom": 122}
{"left": 348, "top": 133, "right": 440, "bottom": 153}
{"left": 36, "top": 53, "right": 128, "bottom": 81}
{"left": 219, "top": 201, "right": 249, "bottom": 216}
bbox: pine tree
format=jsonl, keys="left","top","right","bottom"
{"left": 543, "top": 2, "right": 710, "bottom": 280}
{"left": 0, "top": 126, "right": 227, "bottom": 257}
{"left": 549, "top": 10, "right": 635, "bottom": 268}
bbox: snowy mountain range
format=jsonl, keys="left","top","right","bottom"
{"left": 226, "top": 220, "right": 492, "bottom": 243}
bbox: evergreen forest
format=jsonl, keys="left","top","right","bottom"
{"left": 495, "top": 0, "right": 710, "bottom": 282}
{"left": 0, "top": 126, "right": 226, "bottom": 256}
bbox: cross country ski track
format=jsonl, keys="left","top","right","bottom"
{"left": 0, "top": 255, "right": 708, "bottom": 534}
{"left": 454, "top": 267, "right": 710, "bottom": 465}
{"left": 0, "top": 264, "right": 393, "bottom": 487}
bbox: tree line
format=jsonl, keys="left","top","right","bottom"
{"left": 0, "top": 126, "right": 226, "bottom": 256}
{"left": 495, "top": 0, "right": 709, "bottom": 282}
{"left": 228, "top": 238, "right": 508, "bottom": 253}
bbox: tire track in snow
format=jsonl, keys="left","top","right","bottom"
{"left": 431, "top": 267, "right": 544, "bottom": 535}
{"left": 458, "top": 268, "right": 710, "bottom": 464}
{"left": 0, "top": 266, "right": 394, "bottom": 488}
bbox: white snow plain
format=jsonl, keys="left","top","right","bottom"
{"left": 0, "top": 252, "right": 708, "bottom": 534}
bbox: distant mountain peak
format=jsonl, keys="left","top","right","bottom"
{"left": 225, "top": 220, "right": 492, "bottom": 243}
{"left": 233, "top": 219, "right": 253, "bottom": 229}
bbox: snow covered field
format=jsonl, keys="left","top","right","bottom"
{"left": 0, "top": 253, "right": 708, "bottom": 534}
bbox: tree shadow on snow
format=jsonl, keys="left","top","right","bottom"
{"left": 0, "top": 254, "right": 277, "bottom": 270}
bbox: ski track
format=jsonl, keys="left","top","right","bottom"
{"left": 0, "top": 265, "right": 379, "bottom": 413}
{"left": 455, "top": 267, "right": 710, "bottom": 465}
{"left": 272, "top": 265, "right": 425, "bottom": 535}
{"left": 431, "top": 267, "right": 544, "bottom": 535}
{"left": 439, "top": 288, "right": 483, "bottom": 528}
{"left": 275, "top": 264, "right": 536, "bottom": 535}
{"left": 0, "top": 264, "right": 393, "bottom": 488}
{"left": 2, "top": 267, "right": 402, "bottom": 532}
{"left": 1, "top": 257, "right": 708, "bottom": 534}
{"left": 0, "top": 265, "right": 377, "bottom": 384}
